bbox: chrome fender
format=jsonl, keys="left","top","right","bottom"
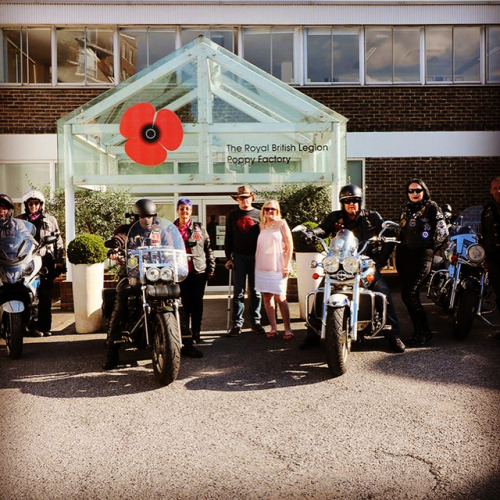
{"left": 1, "top": 300, "right": 25, "bottom": 314}
{"left": 327, "top": 293, "right": 350, "bottom": 308}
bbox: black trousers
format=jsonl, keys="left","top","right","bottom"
{"left": 396, "top": 246, "right": 433, "bottom": 334}
{"left": 179, "top": 272, "right": 207, "bottom": 337}
{"left": 36, "top": 256, "right": 55, "bottom": 331}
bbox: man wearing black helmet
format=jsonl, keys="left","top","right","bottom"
{"left": 300, "top": 184, "right": 405, "bottom": 353}
{"left": 102, "top": 198, "right": 202, "bottom": 370}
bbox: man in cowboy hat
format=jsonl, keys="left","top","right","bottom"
{"left": 224, "top": 185, "right": 264, "bottom": 336}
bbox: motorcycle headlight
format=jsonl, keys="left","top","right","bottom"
{"left": 146, "top": 267, "right": 161, "bottom": 282}
{"left": 466, "top": 244, "right": 485, "bottom": 264}
{"left": 160, "top": 267, "right": 174, "bottom": 282}
{"left": 343, "top": 256, "right": 360, "bottom": 274}
{"left": 323, "top": 256, "right": 339, "bottom": 274}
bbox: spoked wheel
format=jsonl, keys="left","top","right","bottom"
{"left": 152, "top": 311, "right": 181, "bottom": 386}
{"left": 324, "top": 306, "right": 350, "bottom": 377}
{"left": 3, "top": 312, "right": 24, "bottom": 359}
{"left": 452, "top": 288, "right": 479, "bottom": 340}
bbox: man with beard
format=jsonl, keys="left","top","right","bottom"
{"left": 224, "top": 185, "right": 264, "bottom": 336}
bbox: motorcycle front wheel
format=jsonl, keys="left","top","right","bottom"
{"left": 3, "top": 312, "right": 24, "bottom": 359}
{"left": 325, "top": 306, "right": 350, "bottom": 377}
{"left": 152, "top": 311, "right": 181, "bottom": 386}
{"left": 452, "top": 288, "right": 479, "bottom": 340}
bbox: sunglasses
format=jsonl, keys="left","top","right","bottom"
{"left": 343, "top": 198, "right": 359, "bottom": 205}
{"left": 264, "top": 207, "right": 277, "bottom": 212}
{"left": 408, "top": 189, "right": 424, "bottom": 194}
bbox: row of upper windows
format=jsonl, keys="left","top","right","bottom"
{"left": 1, "top": 25, "right": 499, "bottom": 86}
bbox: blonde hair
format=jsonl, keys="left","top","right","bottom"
{"left": 260, "top": 199, "right": 282, "bottom": 225}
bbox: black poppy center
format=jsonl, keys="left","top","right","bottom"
{"left": 141, "top": 124, "right": 160, "bottom": 143}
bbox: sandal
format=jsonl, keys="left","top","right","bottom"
{"left": 266, "top": 331, "right": 278, "bottom": 339}
{"left": 283, "top": 331, "right": 295, "bottom": 340}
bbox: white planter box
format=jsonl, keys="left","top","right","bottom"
{"left": 72, "top": 262, "right": 104, "bottom": 333}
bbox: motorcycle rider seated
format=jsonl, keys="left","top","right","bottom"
{"left": 0, "top": 194, "right": 36, "bottom": 240}
{"left": 102, "top": 199, "right": 202, "bottom": 371}
{"left": 16, "top": 190, "right": 65, "bottom": 337}
{"left": 299, "top": 184, "right": 405, "bottom": 353}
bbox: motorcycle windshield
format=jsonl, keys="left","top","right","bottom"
{"left": 0, "top": 219, "right": 36, "bottom": 265}
{"left": 328, "top": 229, "right": 359, "bottom": 259}
{"left": 125, "top": 217, "right": 188, "bottom": 283}
{"left": 451, "top": 205, "right": 483, "bottom": 236}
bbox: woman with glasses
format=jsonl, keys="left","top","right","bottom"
{"left": 255, "top": 200, "right": 294, "bottom": 340}
{"left": 396, "top": 179, "right": 449, "bottom": 347}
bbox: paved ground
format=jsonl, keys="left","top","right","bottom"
{"left": 0, "top": 283, "right": 499, "bottom": 500}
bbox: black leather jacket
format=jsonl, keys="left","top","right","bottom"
{"left": 174, "top": 220, "right": 215, "bottom": 275}
{"left": 480, "top": 201, "right": 500, "bottom": 260}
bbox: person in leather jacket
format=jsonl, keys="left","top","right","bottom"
{"left": 300, "top": 184, "right": 405, "bottom": 353}
{"left": 480, "top": 176, "right": 500, "bottom": 325}
{"left": 174, "top": 198, "right": 215, "bottom": 348}
{"left": 396, "top": 179, "right": 449, "bottom": 347}
{"left": 16, "top": 190, "right": 65, "bottom": 337}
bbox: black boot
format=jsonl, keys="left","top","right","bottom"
{"left": 406, "top": 308, "right": 432, "bottom": 348}
{"left": 102, "top": 344, "right": 120, "bottom": 370}
{"left": 181, "top": 338, "right": 204, "bottom": 358}
{"left": 387, "top": 334, "right": 405, "bottom": 353}
{"left": 406, "top": 331, "right": 433, "bottom": 347}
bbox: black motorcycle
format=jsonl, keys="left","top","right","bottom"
{"left": 103, "top": 217, "right": 188, "bottom": 385}
{"left": 427, "top": 205, "right": 497, "bottom": 340}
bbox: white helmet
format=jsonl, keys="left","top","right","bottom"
{"left": 22, "top": 189, "right": 45, "bottom": 210}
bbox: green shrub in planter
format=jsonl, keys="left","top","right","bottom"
{"left": 292, "top": 222, "right": 329, "bottom": 253}
{"left": 67, "top": 234, "right": 108, "bottom": 265}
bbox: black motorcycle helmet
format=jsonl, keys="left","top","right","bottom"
{"left": 339, "top": 184, "right": 363, "bottom": 204}
{"left": 132, "top": 198, "right": 157, "bottom": 219}
{"left": 440, "top": 204, "right": 453, "bottom": 222}
{"left": 0, "top": 193, "right": 14, "bottom": 220}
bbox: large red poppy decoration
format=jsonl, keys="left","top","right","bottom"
{"left": 120, "top": 103, "right": 184, "bottom": 166}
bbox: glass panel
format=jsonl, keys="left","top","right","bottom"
{"left": 120, "top": 29, "right": 148, "bottom": 79}
{"left": 179, "top": 162, "right": 199, "bottom": 174}
{"left": 346, "top": 160, "right": 363, "bottom": 187}
{"left": 306, "top": 28, "right": 332, "bottom": 83}
{"left": 332, "top": 29, "right": 359, "bottom": 83}
{"left": 1, "top": 29, "right": 22, "bottom": 83}
{"left": 487, "top": 26, "right": 500, "bottom": 83}
{"left": 426, "top": 27, "right": 452, "bottom": 82}
{"left": 57, "top": 28, "right": 85, "bottom": 83}
{"left": 0, "top": 163, "right": 50, "bottom": 198}
{"left": 149, "top": 29, "right": 176, "bottom": 65}
{"left": 365, "top": 27, "right": 393, "bottom": 83}
{"left": 86, "top": 27, "right": 114, "bottom": 84}
{"left": 118, "top": 162, "right": 174, "bottom": 175}
{"left": 454, "top": 27, "right": 480, "bottom": 82}
{"left": 394, "top": 28, "right": 420, "bottom": 82}
{"left": 182, "top": 29, "right": 233, "bottom": 51}
{"left": 243, "top": 29, "right": 271, "bottom": 74}
{"left": 271, "top": 30, "right": 294, "bottom": 82}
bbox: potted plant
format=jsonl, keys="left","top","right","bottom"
{"left": 67, "top": 234, "right": 108, "bottom": 333}
{"left": 292, "top": 222, "right": 328, "bottom": 319}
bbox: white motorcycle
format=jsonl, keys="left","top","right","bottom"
{"left": 0, "top": 220, "right": 57, "bottom": 359}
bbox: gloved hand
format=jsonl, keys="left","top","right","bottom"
{"left": 304, "top": 230, "right": 315, "bottom": 244}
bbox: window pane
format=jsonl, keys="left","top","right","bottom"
{"left": 1, "top": 29, "right": 22, "bottom": 83}
{"left": 86, "top": 28, "right": 114, "bottom": 84}
{"left": 243, "top": 30, "right": 271, "bottom": 73}
{"left": 332, "top": 29, "right": 359, "bottom": 83}
{"left": 454, "top": 27, "right": 480, "bottom": 82}
{"left": 120, "top": 29, "right": 148, "bottom": 79}
{"left": 181, "top": 29, "right": 233, "bottom": 51}
{"left": 306, "top": 29, "right": 332, "bottom": 83}
{"left": 394, "top": 28, "right": 420, "bottom": 82}
{"left": 426, "top": 27, "right": 452, "bottom": 82}
{"left": 272, "top": 30, "right": 294, "bottom": 82}
{"left": 365, "top": 28, "right": 393, "bottom": 83}
{"left": 0, "top": 163, "right": 50, "bottom": 198}
{"left": 149, "top": 29, "right": 176, "bottom": 65}
{"left": 57, "top": 28, "right": 86, "bottom": 83}
{"left": 487, "top": 26, "right": 500, "bottom": 83}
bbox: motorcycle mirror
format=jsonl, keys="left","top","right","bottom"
{"left": 292, "top": 224, "right": 307, "bottom": 233}
{"left": 43, "top": 235, "right": 57, "bottom": 245}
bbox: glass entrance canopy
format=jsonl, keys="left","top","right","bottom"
{"left": 58, "top": 36, "right": 347, "bottom": 195}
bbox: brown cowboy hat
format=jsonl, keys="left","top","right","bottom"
{"left": 230, "top": 185, "right": 255, "bottom": 200}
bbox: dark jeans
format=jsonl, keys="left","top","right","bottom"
{"left": 396, "top": 246, "right": 434, "bottom": 334}
{"left": 372, "top": 271, "right": 400, "bottom": 337}
{"left": 108, "top": 277, "right": 133, "bottom": 341}
{"left": 179, "top": 272, "right": 207, "bottom": 337}
{"left": 36, "top": 257, "right": 55, "bottom": 331}
{"left": 232, "top": 253, "right": 262, "bottom": 327}
{"left": 486, "top": 258, "right": 500, "bottom": 313}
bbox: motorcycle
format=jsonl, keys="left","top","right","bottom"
{"left": 0, "top": 220, "right": 57, "bottom": 359}
{"left": 427, "top": 205, "right": 496, "bottom": 340}
{"left": 102, "top": 217, "right": 188, "bottom": 385}
{"left": 293, "top": 221, "right": 399, "bottom": 377}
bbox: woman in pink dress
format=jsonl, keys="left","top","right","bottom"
{"left": 255, "top": 200, "right": 294, "bottom": 340}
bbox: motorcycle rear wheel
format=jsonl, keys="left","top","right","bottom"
{"left": 152, "top": 311, "right": 181, "bottom": 386}
{"left": 452, "top": 288, "right": 479, "bottom": 340}
{"left": 325, "top": 306, "right": 350, "bottom": 377}
{"left": 3, "top": 312, "right": 24, "bottom": 359}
